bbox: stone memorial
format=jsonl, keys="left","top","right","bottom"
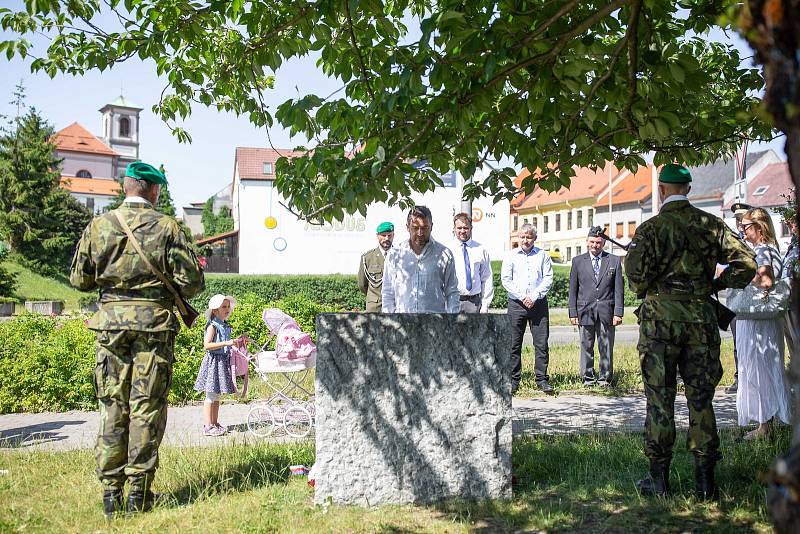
{"left": 314, "top": 313, "right": 512, "bottom": 506}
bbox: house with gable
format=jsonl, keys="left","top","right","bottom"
{"left": 592, "top": 164, "right": 657, "bottom": 253}
{"left": 53, "top": 122, "right": 122, "bottom": 214}
{"left": 723, "top": 161, "right": 795, "bottom": 250}
{"left": 510, "top": 163, "right": 618, "bottom": 263}
{"left": 53, "top": 95, "right": 143, "bottom": 213}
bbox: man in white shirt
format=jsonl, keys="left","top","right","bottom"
{"left": 501, "top": 223, "right": 554, "bottom": 394}
{"left": 449, "top": 212, "right": 494, "bottom": 313}
{"left": 382, "top": 205, "right": 460, "bottom": 313}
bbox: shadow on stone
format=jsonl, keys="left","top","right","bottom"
{"left": 314, "top": 313, "right": 512, "bottom": 506}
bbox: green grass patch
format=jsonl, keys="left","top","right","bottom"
{"left": 514, "top": 339, "right": 736, "bottom": 397}
{"left": 4, "top": 260, "right": 90, "bottom": 311}
{"left": 0, "top": 428, "right": 785, "bottom": 532}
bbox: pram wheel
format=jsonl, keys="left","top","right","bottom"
{"left": 282, "top": 405, "right": 313, "bottom": 438}
{"left": 247, "top": 405, "right": 276, "bottom": 437}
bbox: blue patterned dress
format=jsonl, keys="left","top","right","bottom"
{"left": 194, "top": 317, "right": 236, "bottom": 394}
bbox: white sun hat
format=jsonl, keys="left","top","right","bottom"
{"left": 205, "top": 294, "right": 237, "bottom": 321}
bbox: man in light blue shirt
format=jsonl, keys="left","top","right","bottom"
{"left": 501, "top": 223, "right": 554, "bottom": 394}
{"left": 382, "top": 205, "right": 460, "bottom": 313}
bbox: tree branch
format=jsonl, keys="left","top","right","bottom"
{"left": 345, "top": 0, "right": 375, "bottom": 99}
{"left": 623, "top": 0, "right": 643, "bottom": 133}
{"left": 517, "top": 0, "right": 582, "bottom": 49}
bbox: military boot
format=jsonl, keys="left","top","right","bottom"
{"left": 636, "top": 460, "right": 670, "bottom": 497}
{"left": 102, "top": 489, "right": 124, "bottom": 520}
{"left": 695, "top": 460, "right": 719, "bottom": 501}
{"left": 126, "top": 489, "right": 160, "bottom": 515}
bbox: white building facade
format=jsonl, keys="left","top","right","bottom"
{"left": 232, "top": 148, "right": 509, "bottom": 275}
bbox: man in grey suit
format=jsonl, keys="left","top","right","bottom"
{"left": 568, "top": 226, "right": 624, "bottom": 387}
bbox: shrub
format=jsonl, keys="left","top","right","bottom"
{"left": 0, "top": 295, "right": 335, "bottom": 413}
{"left": 194, "top": 275, "right": 363, "bottom": 311}
{"left": 198, "top": 269, "right": 639, "bottom": 311}
{"left": 0, "top": 314, "right": 96, "bottom": 413}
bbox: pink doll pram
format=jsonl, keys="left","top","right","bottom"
{"left": 247, "top": 308, "right": 316, "bottom": 439}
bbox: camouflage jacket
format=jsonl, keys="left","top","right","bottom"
{"left": 70, "top": 201, "right": 205, "bottom": 332}
{"left": 624, "top": 199, "right": 756, "bottom": 323}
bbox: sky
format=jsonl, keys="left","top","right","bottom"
{"left": 0, "top": 4, "right": 787, "bottom": 214}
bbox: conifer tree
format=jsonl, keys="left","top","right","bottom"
{"left": 0, "top": 84, "right": 91, "bottom": 275}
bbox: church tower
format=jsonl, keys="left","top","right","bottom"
{"left": 99, "top": 95, "right": 142, "bottom": 178}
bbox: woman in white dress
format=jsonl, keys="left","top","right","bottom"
{"left": 736, "top": 207, "right": 791, "bottom": 440}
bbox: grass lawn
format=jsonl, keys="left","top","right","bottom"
{"left": 4, "top": 260, "right": 90, "bottom": 311}
{"left": 514, "top": 339, "right": 736, "bottom": 397}
{"left": 0, "top": 427, "right": 787, "bottom": 532}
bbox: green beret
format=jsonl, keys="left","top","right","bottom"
{"left": 659, "top": 164, "right": 692, "bottom": 184}
{"left": 376, "top": 222, "right": 394, "bottom": 234}
{"left": 125, "top": 161, "right": 167, "bottom": 185}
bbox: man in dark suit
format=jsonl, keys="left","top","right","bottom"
{"left": 568, "top": 226, "right": 624, "bottom": 387}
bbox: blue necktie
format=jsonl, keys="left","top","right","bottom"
{"left": 462, "top": 242, "right": 473, "bottom": 292}
{"left": 593, "top": 256, "right": 600, "bottom": 281}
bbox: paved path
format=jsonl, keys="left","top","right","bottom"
{"left": 0, "top": 391, "right": 739, "bottom": 451}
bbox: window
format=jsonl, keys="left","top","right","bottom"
{"left": 616, "top": 222, "right": 624, "bottom": 239}
{"left": 543, "top": 216, "right": 549, "bottom": 233}
{"left": 522, "top": 217, "right": 528, "bottom": 225}
{"left": 85, "top": 197, "right": 95, "bottom": 212}
{"left": 783, "top": 222, "right": 791, "bottom": 237}
{"left": 76, "top": 169, "right": 92, "bottom": 178}
{"left": 567, "top": 212, "right": 573, "bottom": 230}
{"left": 119, "top": 117, "right": 130, "bottom": 138}
{"left": 262, "top": 162, "right": 273, "bottom": 175}
{"left": 588, "top": 210, "right": 594, "bottom": 228}
{"left": 555, "top": 214, "right": 561, "bottom": 232}
{"left": 513, "top": 215, "right": 518, "bottom": 231}
{"left": 566, "top": 247, "right": 572, "bottom": 261}
{"left": 577, "top": 210, "right": 583, "bottom": 228}
{"left": 603, "top": 223, "right": 609, "bottom": 235}
{"left": 576, "top": 246, "right": 582, "bottom": 256}
{"left": 628, "top": 221, "right": 637, "bottom": 237}
{"left": 532, "top": 216, "right": 538, "bottom": 230}
{"left": 753, "top": 185, "right": 770, "bottom": 196}
{"left": 634, "top": 184, "right": 647, "bottom": 193}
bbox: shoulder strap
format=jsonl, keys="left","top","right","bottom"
{"left": 112, "top": 210, "right": 189, "bottom": 316}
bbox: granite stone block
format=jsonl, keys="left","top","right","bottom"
{"left": 314, "top": 313, "right": 512, "bottom": 505}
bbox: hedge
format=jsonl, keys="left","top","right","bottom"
{"left": 198, "top": 269, "right": 640, "bottom": 311}
{"left": 0, "top": 294, "right": 333, "bottom": 414}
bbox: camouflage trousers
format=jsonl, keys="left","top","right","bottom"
{"left": 637, "top": 319, "right": 723, "bottom": 465}
{"left": 93, "top": 329, "right": 175, "bottom": 492}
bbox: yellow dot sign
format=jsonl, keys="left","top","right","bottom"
{"left": 265, "top": 216, "right": 277, "bottom": 229}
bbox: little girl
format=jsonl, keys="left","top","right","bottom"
{"left": 194, "top": 294, "right": 247, "bottom": 437}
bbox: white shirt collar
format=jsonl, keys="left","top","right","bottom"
{"left": 123, "top": 196, "right": 153, "bottom": 206}
{"left": 661, "top": 194, "right": 688, "bottom": 208}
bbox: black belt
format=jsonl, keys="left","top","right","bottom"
{"left": 460, "top": 294, "right": 482, "bottom": 302}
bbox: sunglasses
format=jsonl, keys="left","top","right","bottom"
{"left": 740, "top": 222, "right": 756, "bottom": 231}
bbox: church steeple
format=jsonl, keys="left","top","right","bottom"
{"left": 99, "top": 95, "right": 143, "bottom": 178}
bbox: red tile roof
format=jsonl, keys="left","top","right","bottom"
{"left": 52, "top": 122, "right": 119, "bottom": 156}
{"left": 513, "top": 162, "right": 619, "bottom": 210}
{"left": 723, "top": 162, "right": 793, "bottom": 210}
{"left": 60, "top": 176, "right": 121, "bottom": 196}
{"left": 234, "top": 147, "right": 306, "bottom": 181}
{"left": 594, "top": 165, "right": 654, "bottom": 207}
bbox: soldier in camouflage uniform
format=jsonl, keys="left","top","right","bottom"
{"left": 70, "top": 161, "right": 204, "bottom": 518}
{"left": 624, "top": 164, "right": 756, "bottom": 500}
